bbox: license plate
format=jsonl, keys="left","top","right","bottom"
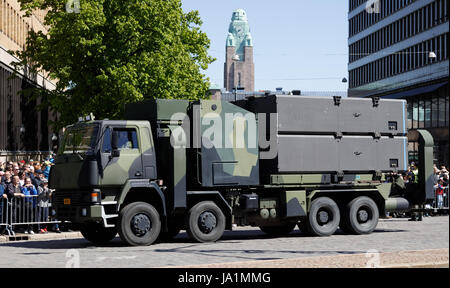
{"left": 64, "top": 198, "right": 71, "bottom": 205}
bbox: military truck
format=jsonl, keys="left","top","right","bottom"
{"left": 49, "top": 95, "right": 435, "bottom": 246}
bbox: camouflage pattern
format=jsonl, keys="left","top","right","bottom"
{"left": 282, "top": 190, "right": 307, "bottom": 218}
{"left": 199, "top": 100, "right": 259, "bottom": 187}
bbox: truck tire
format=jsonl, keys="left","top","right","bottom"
{"left": 186, "top": 201, "right": 225, "bottom": 243}
{"left": 259, "top": 223, "right": 296, "bottom": 236}
{"left": 343, "top": 196, "right": 379, "bottom": 235}
{"left": 80, "top": 223, "right": 117, "bottom": 246}
{"left": 118, "top": 202, "right": 161, "bottom": 246}
{"left": 307, "top": 197, "right": 340, "bottom": 236}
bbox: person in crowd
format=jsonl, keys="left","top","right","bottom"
{"left": 406, "top": 165, "right": 416, "bottom": 183}
{"left": 18, "top": 171, "right": 25, "bottom": 186}
{"left": 0, "top": 183, "right": 6, "bottom": 235}
{"left": 26, "top": 165, "right": 40, "bottom": 189}
{"left": 37, "top": 178, "right": 51, "bottom": 233}
{"left": 7, "top": 176, "right": 24, "bottom": 198}
{"left": 22, "top": 177, "right": 38, "bottom": 234}
{"left": 6, "top": 176, "right": 25, "bottom": 231}
{"left": 1, "top": 171, "right": 12, "bottom": 186}
{"left": 33, "top": 170, "right": 44, "bottom": 188}
{"left": 12, "top": 165, "right": 20, "bottom": 176}
{"left": 42, "top": 161, "right": 52, "bottom": 179}
{"left": 1, "top": 182, "right": 6, "bottom": 214}
{"left": 33, "top": 163, "right": 42, "bottom": 174}
{"left": 434, "top": 178, "right": 446, "bottom": 209}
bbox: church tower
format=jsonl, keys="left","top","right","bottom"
{"left": 224, "top": 9, "right": 254, "bottom": 92}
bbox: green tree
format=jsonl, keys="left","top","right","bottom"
{"left": 13, "top": 0, "right": 214, "bottom": 128}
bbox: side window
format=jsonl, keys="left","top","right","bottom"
{"left": 102, "top": 128, "right": 112, "bottom": 153}
{"left": 115, "top": 128, "right": 139, "bottom": 150}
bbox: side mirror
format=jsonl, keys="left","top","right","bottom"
{"left": 111, "top": 131, "right": 120, "bottom": 158}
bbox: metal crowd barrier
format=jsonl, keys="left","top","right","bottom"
{"left": 0, "top": 195, "right": 60, "bottom": 236}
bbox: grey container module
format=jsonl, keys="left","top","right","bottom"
{"left": 275, "top": 95, "right": 407, "bottom": 135}
{"left": 236, "top": 95, "right": 408, "bottom": 176}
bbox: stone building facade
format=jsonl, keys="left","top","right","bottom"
{"left": 0, "top": 0, "right": 56, "bottom": 158}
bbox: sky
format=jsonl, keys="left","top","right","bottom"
{"left": 181, "top": 0, "right": 350, "bottom": 93}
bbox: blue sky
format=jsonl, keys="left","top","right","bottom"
{"left": 181, "top": 0, "right": 349, "bottom": 92}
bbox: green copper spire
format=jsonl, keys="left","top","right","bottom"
{"left": 226, "top": 9, "right": 252, "bottom": 61}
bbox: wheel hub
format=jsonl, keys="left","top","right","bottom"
{"left": 318, "top": 211, "right": 330, "bottom": 224}
{"left": 131, "top": 214, "right": 151, "bottom": 237}
{"left": 357, "top": 209, "right": 369, "bottom": 223}
{"left": 198, "top": 211, "right": 217, "bottom": 234}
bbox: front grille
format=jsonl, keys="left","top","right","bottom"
{"left": 53, "top": 191, "right": 88, "bottom": 206}
{"left": 56, "top": 206, "right": 78, "bottom": 219}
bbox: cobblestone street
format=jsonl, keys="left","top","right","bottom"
{"left": 0, "top": 216, "right": 448, "bottom": 268}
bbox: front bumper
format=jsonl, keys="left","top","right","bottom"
{"left": 55, "top": 204, "right": 104, "bottom": 223}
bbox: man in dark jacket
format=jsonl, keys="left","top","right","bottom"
{"left": 6, "top": 176, "right": 25, "bottom": 231}
{"left": 0, "top": 183, "right": 6, "bottom": 234}
{"left": 1, "top": 183, "right": 6, "bottom": 224}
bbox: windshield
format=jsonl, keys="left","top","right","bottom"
{"left": 58, "top": 123, "right": 99, "bottom": 155}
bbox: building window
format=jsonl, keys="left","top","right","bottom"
{"left": 412, "top": 100, "right": 418, "bottom": 129}
{"left": 432, "top": 96, "right": 439, "bottom": 128}
{"left": 418, "top": 100, "right": 425, "bottom": 128}
{"left": 446, "top": 95, "right": 449, "bottom": 127}
{"left": 424, "top": 98, "right": 431, "bottom": 128}
{"left": 439, "top": 97, "right": 446, "bottom": 127}
{"left": 407, "top": 101, "right": 413, "bottom": 129}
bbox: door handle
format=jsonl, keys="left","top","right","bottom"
{"left": 135, "top": 171, "right": 142, "bottom": 177}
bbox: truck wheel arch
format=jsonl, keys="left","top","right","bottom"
{"left": 187, "top": 191, "right": 233, "bottom": 230}
{"left": 117, "top": 180, "right": 167, "bottom": 228}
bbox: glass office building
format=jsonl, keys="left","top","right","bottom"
{"left": 348, "top": 0, "right": 449, "bottom": 166}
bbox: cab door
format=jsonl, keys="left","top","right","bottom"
{"left": 100, "top": 125, "right": 144, "bottom": 186}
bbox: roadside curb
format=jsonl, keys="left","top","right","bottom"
{"left": 0, "top": 232, "right": 82, "bottom": 243}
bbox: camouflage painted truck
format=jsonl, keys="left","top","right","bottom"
{"left": 49, "top": 95, "right": 435, "bottom": 246}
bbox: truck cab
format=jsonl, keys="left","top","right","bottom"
{"left": 50, "top": 119, "right": 162, "bottom": 245}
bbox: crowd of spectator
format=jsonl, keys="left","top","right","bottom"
{"left": 402, "top": 163, "right": 448, "bottom": 208}
{"left": 0, "top": 156, "right": 58, "bottom": 235}
{"left": 433, "top": 164, "right": 449, "bottom": 209}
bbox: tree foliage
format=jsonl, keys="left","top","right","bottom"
{"left": 13, "top": 0, "right": 214, "bottom": 128}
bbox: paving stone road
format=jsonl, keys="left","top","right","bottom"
{"left": 0, "top": 216, "right": 448, "bottom": 268}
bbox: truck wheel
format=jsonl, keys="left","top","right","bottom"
{"left": 118, "top": 202, "right": 161, "bottom": 246}
{"left": 259, "top": 223, "right": 296, "bottom": 236}
{"left": 343, "top": 196, "right": 379, "bottom": 235}
{"left": 307, "top": 197, "right": 340, "bottom": 236}
{"left": 80, "top": 223, "right": 117, "bottom": 246}
{"left": 186, "top": 201, "right": 225, "bottom": 243}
